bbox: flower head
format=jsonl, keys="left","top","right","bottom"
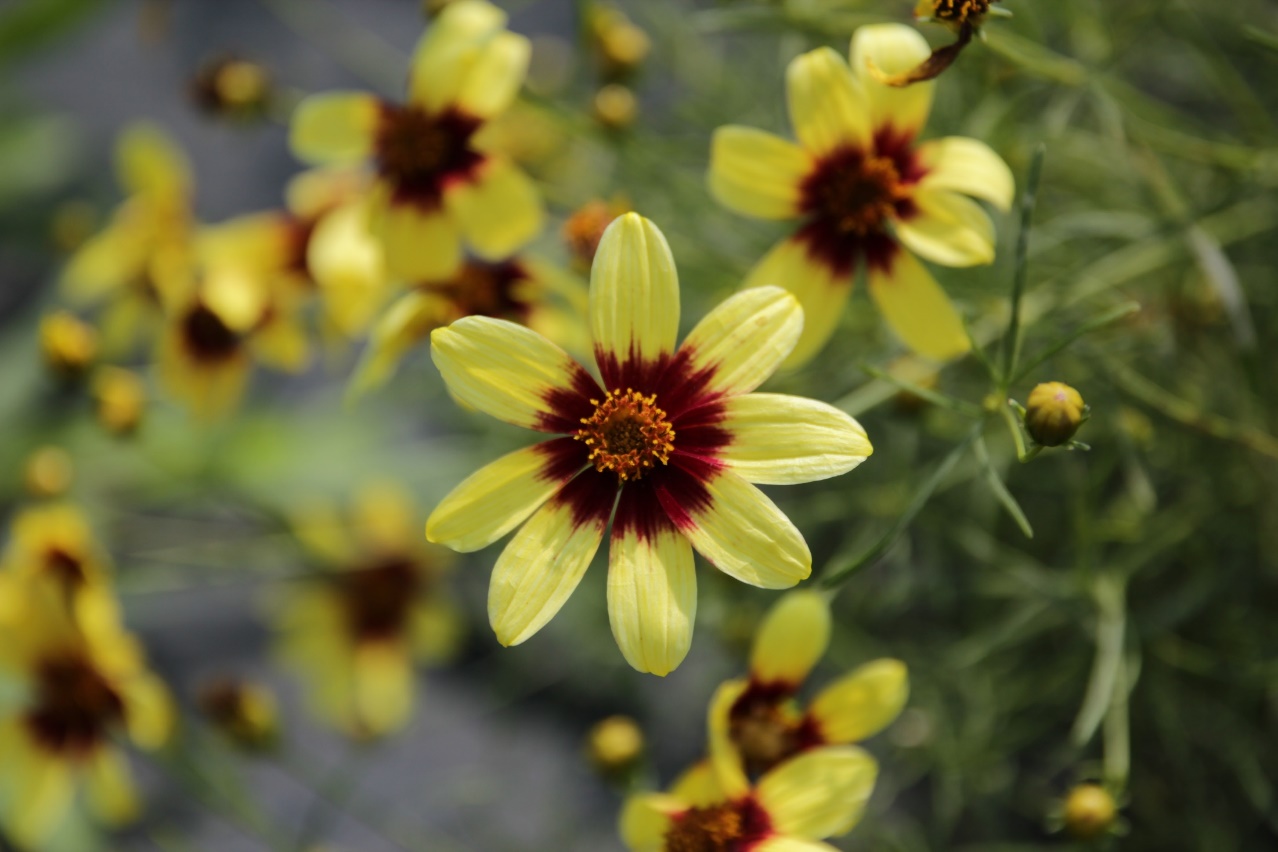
{"left": 708, "top": 24, "right": 1014, "bottom": 364}
{"left": 1, "top": 503, "right": 112, "bottom": 626}
{"left": 1062, "top": 783, "right": 1119, "bottom": 840}
{"left": 426, "top": 213, "right": 872, "bottom": 675}
{"left": 1025, "top": 381, "right": 1087, "bottom": 447}
{"left": 40, "top": 311, "right": 97, "bottom": 378}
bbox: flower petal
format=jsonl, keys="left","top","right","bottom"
{"left": 706, "top": 679, "right": 751, "bottom": 799}
{"left": 454, "top": 32, "right": 531, "bottom": 120}
{"left": 352, "top": 642, "right": 414, "bottom": 736}
{"left": 370, "top": 189, "right": 463, "bottom": 281}
{"left": 720, "top": 393, "right": 872, "bottom": 486}
{"left": 607, "top": 488, "right": 696, "bottom": 676}
{"left": 750, "top": 590, "right": 831, "bottom": 686}
{"left": 786, "top": 47, "right": 870, "bottom": 156}
{"left": 669, "top": 759, "right": 724, "bottom": 807}
{"left": 866, "top": 249, "right": 968, "bottom": 361}
{"left": 116, "top": 123, "right": 191, "bottom": 200}
{"left": 809, "top": 658, "right": 909, "bottom": 743}
{"left": 487, "top": 473, "right": 614, "bottom": 646}
{"left": 86, "top": 747, "right": 139, "bottom": 825}
{"left": 427, "top": 439, "right": 582, "bottom": 552}
{"left": 289, "top": 92, "right": 380, "bottom": 164}
{"left": 409, "top": 0, "right": 507, "bottom": 111}
{"left": 756, "top": 745, "right": 878, "bottom": 839}
{"left": 850, "top": 24, "right": 934, "bottom": 140}
{"left": 590, "top": 213, "right": 680, "bottom": 378}
{"left": 659, "top": 464, "right": 810, "bottom": 589}
{"left": 708, "top": 127, "right": 811, "bottom": 220}
{"left": 742, "top": 237, "right": 855, "bottom": 369}
{"left": 754, "top": 837, "right": 841, "bottom": 852}
{"left": 895, "top": 188, "right": 996, "bottom": 268}
{"left": 916, "top": 136, "right": 1015, "bottom": 212}
{"left": 308, "top": 201, "right": 388, "bottom": 338}
{"left": 446, "top": 157, "right": 544, "bottom": 260}
{"left": 121, "top": 673, "right": 174, "bottom": 750}
{"left": 619, "top": 793, "right": 682, "bottom": 852}
{"left": 8, "top": 744, "right": 73, "bottom": 848}
{"left": 678, "top": 286, "right": 802, "bottom": 398}
{"left": 431, "top": 315, "right": 599, "bottom": 431}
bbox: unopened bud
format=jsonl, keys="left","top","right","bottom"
{"left": 24, "top": 447, "right": 73, "bottom": 499}
{"left": 1024, "top": 382, "right": 1087, "bottom": 447}
{"left": 587, "top": 715, "right": 644, "bottom": 776}
{"left": 93, "top": 367, "right": 146, "bottom": 436}
{"left": 562, "top": 199, "right": 628, "bottom": 272}
{"left": 593, "top": 84, "right": 638, "bottom": 130}
{"left": 199, "top": 677, "right": 279, "bottom": 751}
{"left": 590, "top": 6, "right": 651, "bottom": 77}
{"left": 191, "top": 55, "right": 272, "bottom": 121}
{"left": 41, "top": 311, "right": 97, "bottom": 378}
{"left": 1063, "top": 783, "right": 1117, "bottom": 840}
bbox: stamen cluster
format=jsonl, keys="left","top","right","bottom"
{"left": 808, "top": 150, "right": 907, "bottom": 236}
{"left": 929, "top": 0, "right": 991, "bottom": 24}
{"left": 575, "top": 389, "right": 676, "bottom": 481}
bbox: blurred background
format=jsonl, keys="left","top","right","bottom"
{"left": 3, "top": 0, "right": 1278, "bottom": 849}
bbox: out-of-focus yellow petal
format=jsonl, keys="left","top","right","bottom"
{"left": 607, "top": 518, "right": 695, "bottom": 676}
{"left": 348, "top": 290, "right": 455, "bottom": 397}
{"left": 679, "top": 469, "right": 811, "bottom": 589}
{"left": 867, "top": 250, "right": 968, "bottom": 361}
{"left": 678, "top": 286, "right": 803, "bottom": 399}
{"left": 742, "top": 237, "right": 853, "bottom": 370}
{"left": 308, "top": 201, "right": 388, "bottom": 338}
{"left": 669, "top": 759, "right": 724, "bottom": 807}
{"left": 895, "top": 188, "right": 996, "bottom": 268}
{"left": 353, "top": 642, "right": 413, "bottom": 736}
{"left": 370, "top": 190, "right": 463, "bottom": 281}
{"left": 409, "top": 0, "right": 507, "bottom": 112}
{"left": 720, "top": 393, "right": 872, "bottom": 486}
{"left": 289, "top": 92, "right": 380, "bottom": 165}
{"left": 809, "top": 658, "right": 909, "bottom": 743}
{"left": 850, "top": 24, "right": 935, "bottom": 140}
{"left": 917, "top": 137, "right": 1015, "bottom": 212}
{"left": 708, "top": 127, "right": 811, "bottom": 220}
{"left": 754, "top": 837, "right": 841, "bottom": 852}
{"left": 9, "top": 748, "right": 74, "bottom": 849}
{"left": 750, "top": 590, "right": 831, "bottom": 686}
{"left": 786, "top": 47, "right": 870, "bottom": 156}
{"left": 85, "top": 747, "right": 139, "bottom": 825}
{"left": 253, "top": 315, "right": 311, "bottom": 373}
{"left": 756, "top": 745, "right": 878, "bottom": 839}
{"left": 116, "top": 122, "right": 191, "bottom": 200}
{"left": 430, "top": 316, "right": 594, "bottom": 431}
{"left": 618, "top": 793, "right": 681, "bottom": 852}
{"left": 487, "top": 485, "right": 610, "bottom": 646}
{"left": 410, "top": 597, "right": 466, "bottom": 664}
{"left": 706, "top": 679, "right": 751, "bottom": 798}
{"left": 427, "top": 442, "right": 577, "bottom": 552}
{"left": 351, "top": 481, "right": 417, "bottom": 552}
{"left": 121, "top": 673, "right": 174, "bottom": 750}
{"left": 61, "top": 226, "right": 145, "bottom": 304}
{"left": 589, "top": 213, "right": 680, "bottom": 369}
{"left": 445, "top": 157, "right": 543, "bottom": 260}
{"left": 454, "top": 32, "right": 531, "bottom": 119}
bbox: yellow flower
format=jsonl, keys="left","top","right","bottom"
{"left": 426, "top": 213, "right": 873, "bottom": 676}
{"left": 1, "top": 503, "right": 112, "bottom": 626}
{"left": 706, "top": 591, "right": 908, "bottom": 782}
{"left": 276, "top": 483, "right": 462, "bottom": 739}
{"left": 1024, "top": 381, "right": 1087, "bottom": 447}
{"left": 0, "top": 589, "right": 172, "bottom": 848}
{"left": 588, "top": 714, "right": 645, "bottom": 776}
{"left": 40, "top": 310, "right": 98, "bottom": 378}
{"left": 1062, "top": 783, "right": 1118, "bottom": 840}
{"left": 707, "top": 23, "right": 1014, "bottom": 364}
{"left": 289, "top": 0, "right": 544, "bottom": 281}
{"left": 620, "top": 744, "right": 878, "bottom": 851}
{"left": 198, "top": 676, "right": 280, "bottom": 751}
{"left": 190, "top": 55, "right": 273, "bottom": 121}
{"left": 92, "top": 366, "right": 147, "bottom": 436}
{"left": 23, "top": 447, "right": 74, "bottom": 500}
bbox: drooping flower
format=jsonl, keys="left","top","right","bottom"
{"left": 289, "top": 0, "right": 543, "bottom": 281}
{"left": 426, "top": 213, "right": 872, "bottom": 676}
{"left": 707, "top": 23, "right": 1014, "bottom": 364}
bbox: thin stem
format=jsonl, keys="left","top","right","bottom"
{"left": 1011, "top": 301, "right": 1140, "bottom": 385}
{"left": 860, "top": 364, "right": 985, "bottom": 418}
{"left": 1001, "top": 144, "right": 1047, "bottom": 386}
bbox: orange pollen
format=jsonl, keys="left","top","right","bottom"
{"left": 574, "top": 388, "right": 675, "bottom": 481}
{"left": 931, "top": 0, "right": 991, "bottom": 23}
{"left": 664, "top": 803, "right": 744, "bottom": 852}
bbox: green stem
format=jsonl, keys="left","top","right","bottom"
{"left": 1011, "top": 301, "right": 1141, "bottom": 385}
{"left": 860, "top": 364, "right": 985, "bottom": 418}
{"left": 1070, "top": 575, "right": 1127, "bottom": 750}
{"left": 1001, "top": 144, "right": 1046, "bottom": 386}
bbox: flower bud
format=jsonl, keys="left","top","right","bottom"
{"left": 1063, "top": 783, "right": 1117, "bottom": 840}
{"left": 1024, "top": 382, "right": 1087, "bottom": 447}
{"left": 191, "top": 55, "right": 272, "bottom": 121}
{"left": 199, "top": 676, "right": 279, "bottom": 751}
{"left": 915, "top": 0, "right": 994, "bottom": 27}
{"left": 586, "top": 715, "right": 644, "bottom": 777}
{"left": 40, "top": 311, "right": 97, "bottom": 379}
{"left": 593, "top": 84, "right": 638, "bottom": 130}
{"left": 589, "top": 6, "right": 651, "bottom": 78}
{"left": 24, "top": 447, "right": 73, "bottom": 499}
{"left": 93, "top": 367, "right": 146, "bottom": 436}
{"left": 562, "top": 199, "right": 628, "bottom": 272}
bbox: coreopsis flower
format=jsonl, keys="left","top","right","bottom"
{"left": 40, "top": 311, "right": 98, "bottom": 379}
{"left": 563, "top": 198, "right": 628, "bottom": 272}
{"left": 0, "top": 503, "right": 112, "bottom": 624}
{"left": 620, "top": 741, "right": 878, "bottom": 851}
{"left": 61, "top": 123, "right": 195, "bottom": 354}
{"left": 1062, "top": 783, "right": 1119, "bottom": 840}
{"left": 276, "top": 483, "right": 462, "bottom": 738}
{"left": 1024, "top": 381, "right": 1087, "bottom": 447}
{"left": 426, "top": 213, "right": 872, "bottom": 675}
{"left": 190, "top": 54, "right": 273, "bottom": 122}
{"left": 198, "top": 676, "right": 280, "bottom": 751}
{"left": 289, "top": 0, "right": 543, "bottom": 281}
{"left": 707, "top": 23, "right": 1014, "bottom": 364}
{"left": 0, "top": 590, "right": 172, "bottom": 848}
{"left": 707, "top": 591, "right": 907, "bottom": 782}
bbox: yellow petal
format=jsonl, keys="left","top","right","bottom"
{"left": 309, "top": 201, "right": 388, "bottom": 337}
{"left": 756, "top": 746, "right": 878, "bottom": 839}
{"left": 590, "top": 213, "right": 680, "bottom": 372}
{"left": 754, "top": 837, "right": 841, "bottom": 852}
{"left": 669, "top": 759, "right": 724, "bottom": 807}
{"left": 409, "top": 0, "right": 507, "bottom": 111}
{"left": 850, "top": 24, "right": 935, "bottom": 139}
{"left": 917, "top": 136, "right": 1015, "bottom": 212}
{"left": 706, "top": 679, "right": 750, "bottom": 798}
{"left": 348, "top": 290, "right": 455, "bottom": 396}
{"left": 619, "top": 793, "right": 681, "bottom": 852}
{"left": 370, "top": 189, "right": 463, "bottom": 281}
{"left": 445, "top": 157, "right": 543, "bottom": 259}
{"left": 742, "top": 237, "right": 854, "bottom": 369}
{"left": 60, "top": 225, "right": 145, "bottom": 304}
{"left": 9, "top": 751, "right": 74, "bottom": 848}
{"left": 86, "top": 747, "right": 139, "bottom": 825}
{"left": 487, "top": 477, "right": 613, "bottom": 646}
{"left": 721, "top": 393, "right": 872, "bottom": 486}
{"left": 352, "top": 481, "right": 418, "bottom": 551}
{"left": 427, "top": 441, "right": 581, "bottom": 552}
{"left": 454, "top": 32, "right": 531, "bottom": 119}
{"left": 116, "top": 122, "right": 191, "bottom": 200}
{"left": 786, "top": 47, "right": 870, "bottom": 156}
{"left": 708, "top": 126, "right": 811, "bottom": 220}
{"left": 122, "top": 673, "right": 174, "bottom": 750}
{"left": 678, "top": 469, "right": 810, "bottom": 589}
{"left": 353, "top": 642, "right": 413, "bottom": 736}
{"left": 750, "top": 590, "right": 831, "bottom": 686}
{"left": 809, "top": 658, "right": 909, "bottom": 743}
{"left": 430, "top": 315, "right": 597, "bottom": 431}
{"left": 289, "top": 92, "right": 380, "bottom": 164}
{"left": 607, "top": 511, "right": 696, "bottom": 676}
{"left": 254, "top": 317, "right": 311, "bottom": 373}
{"left": 679, "top": 286, "right": 802, "bottom": 398}
{"left": 866, "top": 249, "right": 968, "bottom": 361}
{"left": 410, "top": 597, "right": 466, "bottom": 663}
{"left": 895, "top": 188, "right": 996, "bottom": 268}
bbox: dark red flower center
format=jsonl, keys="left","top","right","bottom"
{"left": 182, "top": 304, "right": 241, "bottom": 363}
{"left": 338, "top": 556, "right": 422, "bottom": 642}
{"left": 43, "top": 546, "right": 86, "bottom": 587}
{"left": 426, "top": 260, "right": 531, "bottom": 320}
{"left": 575, "top": 389, "right": 676, "bottom": 481}
{"left": 375, "top": 104, "right": 483, "bottom": 207}
{"left": 929, "top": 0, "right": 991, "bottom": 23}
{"left": 728, "top": 681, "right": 825, "bottom": 777}
{"left": 664, "top": 797, "right": 771, "bottom": 852}
{"left": 25, "top": 654, "right": 125, "bottom": 755}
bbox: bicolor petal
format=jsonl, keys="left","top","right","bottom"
{"left": 756, "top": 746, "right": 878, "bottom": 839}
{"left": 720, "top": 393, "right": 872, "bottom": 486}
{"left": 867, "top": 250, "right": 968, "bottom": 361}
{"left": 289, "top": 92, "right": 380, "bottom": 164}
{"left": 708, "top": 126, "right": 811, "bottom": 220}
{"left": 678, "top": 286, "right": 802, "bottom": 398}
{"left": 590, "top": 213, "right": 681, "bottom": 377}
{"left": 371, "top": 191, "right": 463, "bottom": 281}
{"left": 895, "top": 188, "right": 996, "bottom": 268}
{"left": 619, "top": 793, "right": 682, "bottom": 852}
{"left": 917, "top": 136, "right": 1015, "bottom": 212}
{"left": 742, "top": 237, "right": 854, "bottom": 369}
{"left": 669, "top": 759, "right": 725, "bottom": 807}
{"left": 849, "top": 24, "right": 934, "bottom": 140}
{"left": 706, "top": 678, "right": 751, "bottom": 798}
{"left": 446, "top": 157, "right": 544, "bottom": 260}
{"left": 809, "top": 658, "right": 909, "bottom": 743}
{"left": 750, "top": 590, "right": 831, "bottom": 686}
{"left": 786, "top": 47, "right": 870, "bottom": 156}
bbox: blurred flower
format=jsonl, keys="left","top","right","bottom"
{"left": 587, "top": 4, "right": 651, "bottom": 79}
{"left": 915, "top": 0, "right": 998, "bottom": 28}
{"left": 593, "top": 84, "right": 639, "bottom": 130}
{"left": 277, "top": 483, "right": 462, "bottom": 739}
{"left": 40, "top": 310, "right": 98, "bottom": 379}
{"left": 619, "top": 744, "right": 877, "bottom": 851}
{"left": 708, "top": 24, "right": 1013, "bottom": 364}
{"left": 427, "top": 213, "right": 872, "bottom": 675}
{"left": 1024, "top": 381, "right": 1087, "bottom": 447}
{"left": 190, "top": 54, "right": 273, "bottom": 121}
{"left": 562, "top": 198, "right": 628, "bottom": 273}
{"left": 50, "top": 200, "right": 98, "bottom": 253}
{"left": 92, "top": 366, "right": 147, "bottom": 436}
{"left": 289, "top": 0, "right": 543, "bottom": 281}
{"left": 23, "top": 447, "right": 74, "bottom": 500}
{"left": 198, "top": 676, "right": 279, "bottom": 751}
{"left": 587, "top": 714, "right": 645, "bottom": 777}
{"left": 1, "top": 503, "right": 111, "bottom": 626}
{"left": 60, "top": 123, "right": 195, "bottom": 355}
{"left": 1062, "top": 783, "right": 1118, "bottom": 840}
{"left": 708, "top": 591, "right": 907, "bottom": 780}
{"left": 0, "top": 590, "right": 172, "bottom": 848}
